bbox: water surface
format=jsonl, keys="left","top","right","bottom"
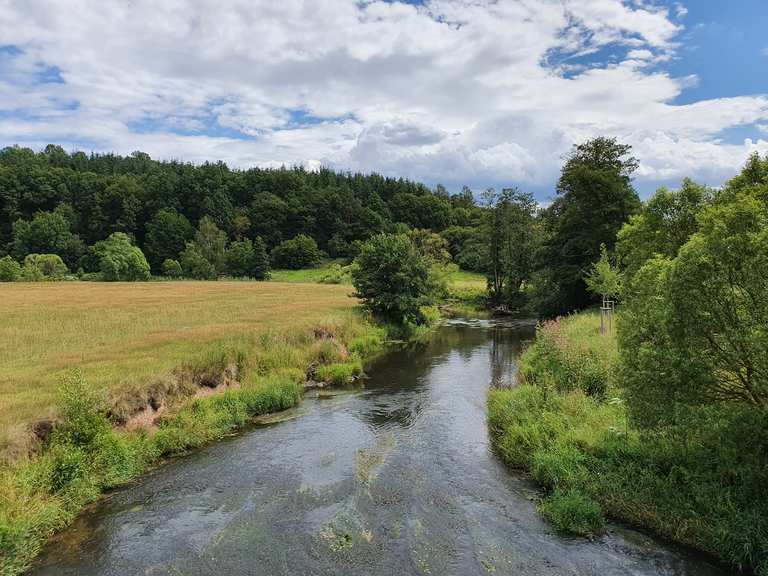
{"left": 30, "top": 319, "right": 730, "bottom": 575}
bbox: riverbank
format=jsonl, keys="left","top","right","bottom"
{"left": 0, "top": 281, "right": 408, "bottom": 575}
{"left": 488, "top": 313, "right": 768, "bottom": 575}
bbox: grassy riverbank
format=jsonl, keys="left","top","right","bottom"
{"left": 488, "top": 313, "right": 768, "bottom": 574}
{"left": 0, "top": 281, "right": 358, "bottom": 454}
{"left": 0, "top": 281, "right": 397, "bottom": 575}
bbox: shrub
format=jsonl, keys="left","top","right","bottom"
{"left": 180, "top": 242, "right": 216, "bottom": 280}
{"left": 225, "top": 237, "right": 270, "bottom": 279}
{"left": 318, "top": 263, "right": 350, "bottom": 284}
{"left": 20, "top": 253, "right": 69, "bottom": 281}
{"left": 162, "top": 258, "right": 183, "bottom": 278}
{"left": 270, "top": 234, "right": 321, "bottom": 269}
{"left": 53, "top": 370, "right": 109, "bottom": 447}
{"left": 351, "top": 233, "right": 437, "bottom": 325}
{"left": 91, "top": 232, "right": 151, "bottom": 281}
{"left": 0, "top": 255, "right": 21, "bottom": 281}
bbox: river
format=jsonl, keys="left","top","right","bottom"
{"left": 29, "top": 318, "right": 730, "bottom": 575}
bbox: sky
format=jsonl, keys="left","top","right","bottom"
{"left": 0, "top": 0, "right": 767, "bottom": 199}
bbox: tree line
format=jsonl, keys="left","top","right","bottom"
{"left": 0, "top": 144, "right": 481, "bottom": 281}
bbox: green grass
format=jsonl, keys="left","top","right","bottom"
{"left": 269, "top": 259, "right": 350, "bottom": 283}
{"left": 489, "top": 312, "right": 768, "bottom": 574}
{"left": 0, "top": 280, "right": 357, "bottom": 455}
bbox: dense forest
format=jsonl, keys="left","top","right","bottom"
{"left": 0, "top": 144, "right": 481, "bottom": 281}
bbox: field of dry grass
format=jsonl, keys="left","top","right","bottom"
{"left": 0, "top": 281, "right": 356, "bottom": 451}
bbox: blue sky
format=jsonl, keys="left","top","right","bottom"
{"left": 0, "top": 0, "right": 766, "bottom": 200}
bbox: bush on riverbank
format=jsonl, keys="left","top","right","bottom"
{"left": 488, "top": 313, "right": 768, "bottom": 574}
{"left": 0, "top": 311, "right": 388, "bottom": 576}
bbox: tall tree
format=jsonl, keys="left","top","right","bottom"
{"left": 193, "top": 216, "right": 227, "bottom": 274}
{"left": 535, "top": 137, "right": 640, "bottom": 316}
{"left": 483, "top": 188, "right": 538, "bottom": 308}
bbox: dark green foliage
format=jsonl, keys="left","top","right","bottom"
{"left": 144, "top": 209, "right": 194, "bottom": 271}
{"left": 483, "top": 188, "right": 538, "bottom": 308}
{"left": 161, "top": 258, "right": 183, "bottom": 278}
{"left": 0, "top": 255, "right": 21, "bottom": 281}
{"left": 180, "top": 242, "right": 216, "bottom": 280}
{"left": 20, "top": 253, "right": 69, "bottom": 280}
{"left": 270, "top": 234, "right": 321, "bottom": 269}
{"left": 534, "top": 137, "right": 641, "bottom": 316}
{"left": 0, "top": 146, "right": 480, "bottom": 276}
{"left": 11, "top": 211, "right": 84, "bottom": 269}
{"left": 351, "top": 233, "right": 436, "bottom": 325}
{"left": 225, "top": 238, "right": 270, "bottom": 279}
{"left": 90, "top": 233, "right": 151, "bottom": 281}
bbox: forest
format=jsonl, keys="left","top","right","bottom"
{"left": 0, "top": 144, "right": 480, "bottom": 282}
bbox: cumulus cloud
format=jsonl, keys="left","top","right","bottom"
{"left": 0, "top": 0, "right": 766, "bottom": 194}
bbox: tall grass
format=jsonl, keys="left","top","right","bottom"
{"left": 0, "top": 281, "right": 356, "bottom": 454}
{"left": 489, "top": 313, "right": 768, "bottom": 574}
{"left": 0, "top": 307, "right": 389, "bottom": 575}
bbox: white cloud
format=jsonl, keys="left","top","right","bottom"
{"left": 0, "top": 0, "right": 766, "bottom": 194}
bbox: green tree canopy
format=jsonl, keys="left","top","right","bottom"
{"left": 270, "top": 234, "right": 321, "bottom": 269}
{"left": 180, "top": 242, "right": 216, "bottom": 280}
{"left": 616, "top": 179, "right": 712, "bottom": 278}
{"left": 91, "top": 232, "right": 151, "bottom": 281}
{"left": 193, "top": 216, "right": 227, "bottom": 274}
{"left": 351, "top": 233, "right": 436, "bottom": 325}
{"left": 483, "top": 188, "right": 538, "bottom": 308}
{"left": 584, "top": 244, "right": 622, "bottom": 300}
{"left": 619, "top": 154, "right": 768, "bottom": 426}
{"left": 225, "top": 237, "right": 269, "bottom": 279}
{"left": 11, "top": 211, "right": 84, "bottom": 269}
{"left": 535, "top": 137, "right": 640, "bottom": 316}
{"left": 144, "top": 209, "right": 194, "bottom": 271}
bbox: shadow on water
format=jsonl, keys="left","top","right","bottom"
{"left": 29, "top": 318, "right": 733, "bottom": 576}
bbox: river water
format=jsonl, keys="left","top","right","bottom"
{"left": 30, "top": 318, "right": 730, "bottom": 575}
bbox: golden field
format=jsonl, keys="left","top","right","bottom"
{"left": 0, "top": 281, "right": 356, "bottom": 451}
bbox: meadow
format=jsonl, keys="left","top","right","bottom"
{"left": 0, "top": 281, "right": 356, "bottom": 454}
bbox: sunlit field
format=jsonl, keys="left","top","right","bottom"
{"left": 0, "top": 281, "right": 356, "bottom": 450}
{"left": 270, "top": 261, "right": 486, "bottom": 289}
